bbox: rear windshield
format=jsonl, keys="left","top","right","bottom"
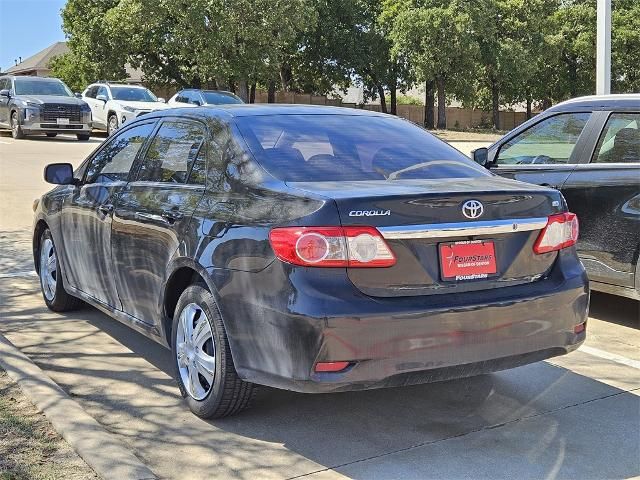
{"left": 234, "top": 114, "right": 489, "bottom": 182}
{"left": 14, "top": 78, "right": 73, "bottom": 97}
{"left": 202, "top": 91, "right": 244, "bottom": 105}
{"left": 111, "top": 86, "right": 157, "bottom": 102}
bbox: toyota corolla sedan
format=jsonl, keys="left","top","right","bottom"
{"left": 33, "top": 105, "right": 589, "bottom": 418}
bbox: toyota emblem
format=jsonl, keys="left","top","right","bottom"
{"left": 462, "top": 200, "right": 484, "bottom": 219}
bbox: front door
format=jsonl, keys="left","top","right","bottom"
{"left": 489, "top": 111, "right": 594, "bottom": 188}
{"left": 111, "top": 118, "right": 208, "bottom": 325}
{"left": 60, "top": 121, "right": 156, "bottom": 307}
{"left": 0, "top": 78, "right": 11, "bottom": 126}
{"left": 562, "top": 112, "right": 640, "bottom": 288}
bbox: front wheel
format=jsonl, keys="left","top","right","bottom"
{"left": 38, "top": 229, "right": 82, "bottom": 312}
{"left": 10, "top": 111, "right": 25, "bottom": 139}
{"left": 172, "top": 285, "right": 256, "bottom": 418}
{"left": 107, "top": 114, "right": 118, "bottom": 136}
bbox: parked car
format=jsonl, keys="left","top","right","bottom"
{"left": 82, "top": 82, "right": 170, "bottom": 135}
{"left": 34, "top": 105, "right": 588, "bottom": 418}
{"left": 0, "top": 75, "right": 92, "bottom": 140}
{"left": 167, "top": 89, "right": 244, "bottom": 107}
{"left": 473, "top": 94, "right": 640, "bottom": 301}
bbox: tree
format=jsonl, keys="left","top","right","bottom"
{"left": 612, "top": 0, "right": 640, "bottom": 93}
{"left": 387, "top": 0, "right": 476, "bottom": 128}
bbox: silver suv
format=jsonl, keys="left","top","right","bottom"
{"left": 0, "top": 75, "right": 92, "bottom": 140}
{"left": 82, "top": 82, "right": 170, "bottom": 135}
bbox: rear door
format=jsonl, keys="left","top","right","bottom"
{"left": 489, "top": 111, "right": 595, "bottom": 188}
{"left": 561, "top": 111, "right": 640, "bottom": 288}
{"left": 111, "top": 118, "right": 208, "bottom": 325}
{"left": 60, "top": 121, "right": 156, "bottom": 307}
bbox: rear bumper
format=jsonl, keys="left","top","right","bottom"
{"left": 212, "top": 249, "right": 589, "bottom": 393}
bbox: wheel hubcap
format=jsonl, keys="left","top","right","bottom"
{"left": 11, "top": 113, "right": 18, "bottom": 135}
{"left": 40, "top": 238, "right": 57, "bottom": 301}
{"left": 176, "top": 303, "right": 215, "bottom": 400}
{"left": 108, "top": 117, "right": 117, "bottom": 134}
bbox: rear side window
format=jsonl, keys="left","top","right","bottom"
{"left": 136, "top": 120, "right": 206, "bottom": 184}
{"left": 593, "top": 113, "right": 640, "bottom": 164}
{"left": 85, "top": 123, "right": 155, "bottom": 184}
{"left": 496, "top": 112, "right": 590, "bottom": 165}
{"left": 234, "top": 115, "right": 487, "bottom": 182}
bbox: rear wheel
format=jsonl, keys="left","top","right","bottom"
{"left": 172, "top": 285, "right": 256, "bottom": 418}
{"left": 38, "top": 230, "right": 82, "bottom": 312}
{"left": 77, "top": 133, "right": 90, "bottom": 141}
{"left": 10, "top": 111, "right": 25, "bottom": 139}
{"left": 46, "top": 132, "right": 57, "bottom": 138}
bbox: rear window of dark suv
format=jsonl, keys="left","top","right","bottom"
{"left": 235, "top": 114, "right": 489, "bottom": 182}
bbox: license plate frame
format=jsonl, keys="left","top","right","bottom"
{"left": 56, "top": 118, "right": 70, "bottom": 125}
{"left": 439, "top": 240, "right": 498, "bottom": 281}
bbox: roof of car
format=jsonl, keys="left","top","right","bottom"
{"left": 147, "top": 104, "right": 389, "bottom": 120}
{"left": 549, "top": 94, "right": 640, "bottom": 112}
{"left": 2, "top": 75, "right": 63, "bottom": 82}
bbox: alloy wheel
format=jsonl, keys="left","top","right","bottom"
{"left": 11, "top": 112, "right": 19, "bottom": 136}
{"left": 108, "top": 116, "right": 118, "bottom": 135}
{"left": 175, "top": 303, "right": 216, "bottom": 400}
{"left": 40, "top": 238, "right": 57, "bottom": 301}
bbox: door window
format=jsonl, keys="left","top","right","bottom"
{"left": 592, "top": 113, "right": 640, "bottom": 164}
{"left": 136, "top": 121, "right": 206, "bottom": 184}
{"left": 85, "top": 86, "right": 98, "bottom": 98}
{"left": 85, "top": 123, "right": 155, "bottom": 184}
{"left": 496, "top": 113, "right": 591, "bottom": 165}
{"left": 96, "top": 86, "right": 109, "bottom": 99}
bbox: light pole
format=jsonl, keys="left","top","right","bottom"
{"left": 596, "top": 0, "right": 611, "bottom": 95}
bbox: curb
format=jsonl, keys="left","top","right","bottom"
{"left": 0, "top": 333, "right": 157, "bottom": 480}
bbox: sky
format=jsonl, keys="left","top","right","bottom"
{"left": 0, "top": 0, "right": 67, "bottom": 72}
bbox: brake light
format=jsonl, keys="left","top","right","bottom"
{"left": 269, "top": 226, "right": 396, "bottom": 267}
{"left": 533, "top": 213, "right": 579, "bottom": 254}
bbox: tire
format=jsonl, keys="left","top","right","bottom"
{"left": 38, "top": 229, "right": 82, "bottom": 312}
{"left": 77, "top": 133, "right": 91, "bottom": 141}
{"left": 10, "top": 111, "right": 25, "bottom": 139}
{"left": 46, "top": 132, "right": 58, "bottom": 138}
{"left": 172, "top": 285, "right": 256, "bottom": 418}
{"left": 107, "top": 114, "right": 118, "bottom": 136}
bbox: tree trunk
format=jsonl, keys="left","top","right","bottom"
{"left": 249, "top": 82, "right": 256, "bottom": 103}
{"left": 491, "top": 76, "right": 500, "bottom": 130}
{"left": 267, "top": 81, "right": 276, "bottom": 103}
{"left": 280, "top": 64, "right": 292, "bottom": 91}
{"left": 436, "top": 76, "right": 446, "bottom": 129}
{"left": 377, "top": 84, "right": 387, "bottom": 114}
{"left": 390, "top": 83, "right": 397, "bottom": 115}
{"left": 424, "top": 79, "right": 435, "bottom": 129}
{"left": 237, "top": 80, "right": 249, "bottom": 103}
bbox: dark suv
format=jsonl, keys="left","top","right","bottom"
{"left": 473, "top": 94, "right": 640, "bottom": 301}
{"left": 0, "top": 75, "right": 92, "bottom": 140}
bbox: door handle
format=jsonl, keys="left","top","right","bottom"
{"left": 162, "top": 209, "right": 184, "bottom": 223}
{"left": 98, "top": 204, "right": 113, "bottom": 215}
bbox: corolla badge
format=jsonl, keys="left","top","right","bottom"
{"left": 349, "top": 209, "right": 391, "bottom": 217}
{"left": 462, "top": 200, "right": 484, "bottom": 219}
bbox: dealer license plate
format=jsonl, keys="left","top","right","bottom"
{"left": 439, "top": 240, "right": 497, "bottom": 281}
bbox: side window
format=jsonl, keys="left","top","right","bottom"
{"left": 136, "top": 121, "right": 206, "bottom": 184}
{"left": 84, "top": 123, "right": 155, "bottom": 184}
{"left": 189, "top": 92, "right": 203, "bottom": 106}
{"left": 85, "top": 86, "right": 98, "bottom": 98}
{"left": 592, "top": 113, "right": 640, "bottom": 164}
{"left": 0, "top": 78, "right": 8, "bottom": 90}
{"left": 97, "top": 86, "right": 109, "bottom": 99}
{"left": 496, "top": 113, "right": 591, "bottom": 165}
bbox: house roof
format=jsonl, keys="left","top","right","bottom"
{"left": 5, "top": 41, "right": 69, "bottom": 74}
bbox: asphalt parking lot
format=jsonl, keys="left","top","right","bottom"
{"left": 1, "top": 133, "right": 639, "bottom": 479}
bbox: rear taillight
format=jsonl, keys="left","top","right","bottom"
{"left": 533, "top": 212, "right": 579, "bottom": 254}
{"left": 269, "top": 226, "right": 396, "bottom": 267}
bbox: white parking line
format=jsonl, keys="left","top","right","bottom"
{"left": 0, "top": 270, "right": 37, "bottom": 279}
{"left": 580, "top": 345, "right": 640, "bottom": 370}
{"left": 0, "top": 140, "right": 12, "bottom": 144}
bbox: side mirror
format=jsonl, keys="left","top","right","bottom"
{"left": 96, "top": 94, "right": 108, "bottom": 102}
{"left": 192, "top": 100, "right": 201, "bottom": 106}
{"left": 472, "top": 147, "right": 489, "bottom": 167}
{"left": 0, "top": 89, "right": 10, "bottom": 98}
{"left": 157, "top": 97, "right": 166, "bottom": 103}
{"left": 74, "top": 92, "right": 82, "bottom": 98}
{"left": 44, "top": 163, "right": 76, "bottom": 185}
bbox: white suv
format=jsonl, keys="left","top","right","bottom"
{"left": 82, "top": 82, "right": 170, "bottom": 135}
